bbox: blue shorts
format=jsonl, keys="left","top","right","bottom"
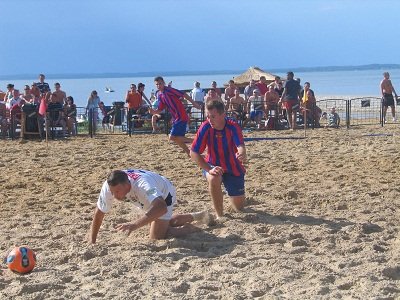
{"left": 203, "top": 168, "right": 245, "bottom": 197}
{"left": 250, "top": 110, "right": 263, "bottom": 120}
{"left": 170, "top": 120, "right": 187, "bottom": 137}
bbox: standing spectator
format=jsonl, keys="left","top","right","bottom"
{"left": 380, "top": 71, "right": 398, "bottom": 122}
{"left": 268, "top": 76, "right": 281, "bottom": 89}
{"left": 22, "top": 85, "right": 34, "bottom": 104}
{"left": 275, "top": 81, "right": 284, "bottom": 97}
{"left": 279, "top": 71, "right": 301, "bottom": 129}
{"left": 30, "top": 83, "right": 41, "bottom": 100}
{"left": 47, "top": 93, "right": 66, "bottom": 137}
{"left": 255, "top": 76, "right": 268, "bottom": 96}
{"left": 244, "top": 79, "right": 257, "bottom": 102}
{"left": 190, "top": 100, "right": 247, "bottom": 219}
{"left": 35, "top": 74, "right": 51, "bottom": 94}
{"left": 53, "top": 83, "right": 67, "bottom": 105}
{"left": 86, "top": 90, "right": 101, "bottom": 133}
{"left": 224, "top": 80, "right": 236, "bottom": 106}
{"left": 190, "top": 81, "right": 205, "bottom": 108}
{"left": 125, "top": 84, "right": 144, "bottom": 133}
{"left": 149, "top": 76, "right": 200, "bottom": 157}
{"left": 4, "top": 83, "right": 14, "bottom": 103}
{"left": 138, "top": 82, "right": 151, "bottom": 106}
{"left": 211, "top": 81, "right": 222, "bottom": 97}
{"left": 99, "top": 101, "right": 111, "bottom": 131}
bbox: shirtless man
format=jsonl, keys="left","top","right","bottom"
{"left": 53, "top": 83, "right": 67, "bottom": 105}
{"left": 204, "top": 88, "right": 223, "bottom": 104}
{"left": 264, "top": 85, "right": 280, "bottom": 113}
{"left": 211, "top": 81, "right": 222, "bottom": 97}
{"left": 224, "top": 80, "right": 236, "bottom": 106}
{"left": 228, "top": 88, "right": 246, "bottom": 120}
{"left": 380, "top": 72, "right": 398, "bottom": 122}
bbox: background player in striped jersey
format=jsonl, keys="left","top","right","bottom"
{"left": 149, "top": 76, "right": 201, "bottom": 156}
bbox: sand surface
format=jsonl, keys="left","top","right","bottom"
{"left": 0, "top": 125, "right": 399, "bottom": 299}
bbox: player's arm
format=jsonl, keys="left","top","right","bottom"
{"left": 183, "top": 93, "right": 201, "bottom": 109}
{"left": 190, "top": 150, "right": 223, "bottom": 176}
{"left": 89, "top": 207, "right": 105, "bottom": 244}
{"left": 236, "top": 144, "right": 247, "bottom": 163}
{"left": 390, "top": 81, "right": 398, "bottom": 98}
{"left": 115, "top": 197, "right": 167, "bottom": 235}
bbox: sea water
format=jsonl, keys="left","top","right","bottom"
{"left": 1, "top": 69, "right": 399, "bottom": 108}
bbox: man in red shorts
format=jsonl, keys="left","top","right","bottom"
{"left": 279, "top": 71, "right": 301, "bottom": 129}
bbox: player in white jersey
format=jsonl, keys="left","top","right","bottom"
{"left": 89, "top": 169, "right": 211, "bottom": 243}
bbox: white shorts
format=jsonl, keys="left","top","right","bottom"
{"left": 158, "top": 181, "right": 176, "bottom": 221}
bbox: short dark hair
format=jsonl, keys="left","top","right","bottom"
{"left": 154, "top": 76, "right": 164, "bottom": 82}
{"left": 287, "top": 71, "right": 294, "bottom": 78}
{"left": 107, "top": 170, "right": 129, "bottom": 187}
{"left": 206, "top": 100, "right": 225, "bottom": 114}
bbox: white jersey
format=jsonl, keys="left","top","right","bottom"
{"left": 97, "top": 170, "right": 176, "bottom": 216}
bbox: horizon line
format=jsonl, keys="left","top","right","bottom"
{"left": 1, "top": 63, "right": 399, "bottom": 80}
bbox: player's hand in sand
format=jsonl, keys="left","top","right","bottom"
{"left": 115, "top": 223, "right": 137, "bottom": 236}
{"left": 208, "top": 166, "right": 224, "bottom": 176}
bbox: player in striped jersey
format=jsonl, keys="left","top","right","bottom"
{"left": 191, "top": 100, "right": 247, "bottom": 219}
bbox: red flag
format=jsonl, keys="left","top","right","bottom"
{"left": 39, "top": 97, "right": 47, "bottom": 116}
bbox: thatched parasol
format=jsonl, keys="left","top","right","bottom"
{"left": 226, "top": 66, "right": 277, "bottom": 88}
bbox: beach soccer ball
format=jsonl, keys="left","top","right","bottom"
{"left": 6, "top": 246, "right": 36, "bottom": 274}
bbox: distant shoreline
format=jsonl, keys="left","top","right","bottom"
{"left": 1, "top": 64, "right": 400, "bottom": 81}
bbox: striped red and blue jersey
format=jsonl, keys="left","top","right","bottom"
{"left": 191, "top": 118, "right": 246, "bottom": 176}
{"left": 157, "top": 87, "right": 188, "bottom": 123}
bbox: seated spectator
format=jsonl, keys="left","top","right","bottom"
{"left": 30, "top": 83, "right": 41, "bottom": 100}
{"left": 4, "top": 83, "right": 14, "bottom": 104}
{"left": 227, "top": 88, "right": 246, "bottom": 120}
{"left": 64, "top": 96, "right": 77, "bottom": 135}
{"left": 150, "top": 97, "right": 166, "bottom": 133}
{"left": 99, "top": 101, "right": 112, "bottom": 131}
{"left": 6, "top": 89, "right": 22, "bottom": 110}
{"left": 256, "top": 76, "right": 268, "bottom": 96}
{"left": 47, "top": 93, "right": 66, "bottom": 137}
{"left": 10, "top": 99, "right": 26, "bottom": 136}
{"left": 301, "top": 82, "right": 321, "bottom": 127}
{"left": 246, "top": 89, "right": 265, "bottom": 129}
{"left": 264, "top": 85, "right": 280, "bottom": 113}
{"left": 205, "top": 88, "right": 223, "bottom": 104}
{"left": 321, "top": 107, "right": 340, "bottom": 128}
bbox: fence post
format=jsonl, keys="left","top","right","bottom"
{"left": 380, "top": 98, "right": 384, "bottom": 127}
{"left": 88, "top": 108, "right": 93, "bottom": 138}
{"left": 346, "top": 99, "right": 350, "bottom": 129}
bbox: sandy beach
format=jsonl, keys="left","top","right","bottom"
{"left": 1, "top": 124, "right": 399, "bottom": 299}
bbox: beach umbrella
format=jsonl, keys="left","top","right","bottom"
{"left": 226, "top": 66, "right": 277, "bottom": 88}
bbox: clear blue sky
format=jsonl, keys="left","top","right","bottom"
{"left": 1, "top": 0, "right": 399, "bottom": 76}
